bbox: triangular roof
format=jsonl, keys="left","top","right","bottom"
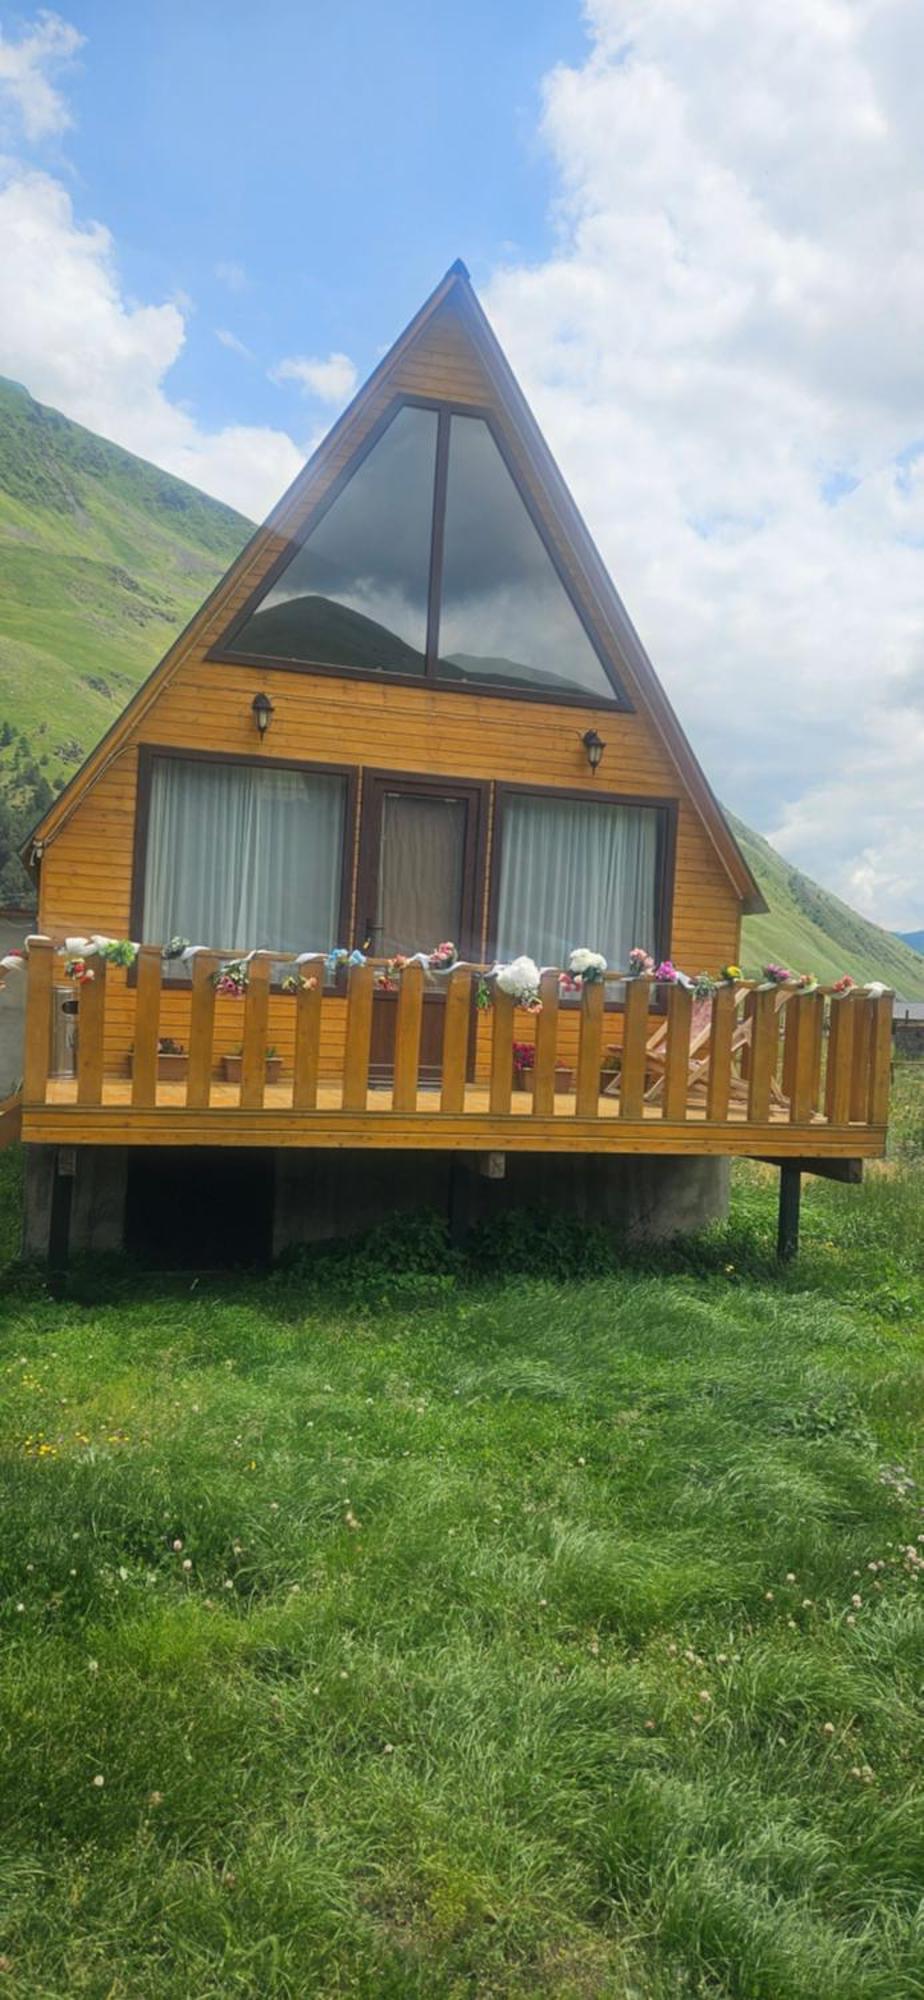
{"left": 25, "top": 261, "right": 764, "bottom": 913}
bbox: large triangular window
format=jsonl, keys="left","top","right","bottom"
{"left": 220, "top": 402, "right": 622, "bottom": 704}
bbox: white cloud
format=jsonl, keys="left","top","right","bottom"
{"left": 214, "top": 259, "right": 247, "bottom": 292}
{"left": 0, "top": 162, "right": 302, "bottom": 519}
{"left": 485, "top": 0, "right": 924, "bottom": 928}
{"left": 215, "top": 326, "right": 253, "bottom": 360}
{"left": 272, "top": 351, "right": 358, "bottom": 403}
{"left": 0, "top": 9, "right": 81, "bottom": 139}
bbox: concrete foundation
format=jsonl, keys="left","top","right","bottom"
{"left": 23, "top": 1144, "right": 128, "bottom": 1259}
{"left": 272, "top": 1148, "right": 729, "bottom": 1255}
{"left": 22, "top": 1142, "right": 730, "bottom": 1264}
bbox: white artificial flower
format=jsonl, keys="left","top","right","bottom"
{"left": 65, "top": 936, "right": 91, "bottom": 954}
{"left": 0, "top": 954, "right": 24, "bottom": 972}
{"left": 569, "top": 948, "right": 607, "bottom": 977}
{"left": 496, "top": 956, "right": 541, "bottom": 1002}
{"left": 865, "top": 982, "right": 887, "bottom": 998}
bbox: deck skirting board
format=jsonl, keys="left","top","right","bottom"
{"left": 20, "top": 1104, "right": 886, "bottom": 1159}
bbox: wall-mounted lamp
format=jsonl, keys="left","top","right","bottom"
{"left": 251, "top": 691, "right": 275, "bottom": 738}
{"left": 581, "top": 727, "right": 606, "bottom": 775}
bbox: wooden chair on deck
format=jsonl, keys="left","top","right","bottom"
{"left": 602, "top": 994, "right": 717, "bottom": 1100}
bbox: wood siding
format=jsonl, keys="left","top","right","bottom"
{"left": 36, "top": 302, "right": 742, "bottom": 1081}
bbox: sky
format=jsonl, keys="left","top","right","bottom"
{"left": 0, "top": 0, "right": 922, "bottom": 931}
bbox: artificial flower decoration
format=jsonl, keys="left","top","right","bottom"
{"left": 164, "top": 938, "right": 191, "bottom": 961}
{"left": 281, "top": 972, "right": 318, "bottom": 994}
{"left": 628, "top": 947, "right": 655, "bottom": 977}
{"left": 720, "top": 964, "right": 742, "bottom": 983}
{"left": 64, "top": 956, "right": 95, "bottom": 984}
{"left": 213, "top": 959, "right": 250, "bottom": 997}
{"left": 495, "top": 956, "right": 543, "bottom": 1011}
{"left": 865, "top": 981, "right": 888, "bottom": 998}
{"left": 653, "top": 960, "right": 678, "bottom": 984}
{"left": 761, "top": 963, "right": 793, "bottom": 986}
{"left": 512, "top": 1041, "right": 536, "bottom": 1071}
{"left": 428, "top": 941, "right": 457, "bottom": 970}
{"left": 831, "top": 974, "right": 856, "bottom": 994}
{"left": 568, "top": 948, "right": 607, "bottom": 983}
{"left": 0, "top": 949, "right": 25, "bottom": 988}
{"left": 691, "top": 972, "right": 718, "bottom": 1000}
{"left": 94, "top": 937, "right": 138, "bottom": 968}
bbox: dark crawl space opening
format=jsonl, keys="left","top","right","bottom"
{"left": 124, "top": 1149, "right": 274, "bottom": 1268}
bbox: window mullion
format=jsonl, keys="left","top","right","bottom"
{"left": 425, "top": 411, "right": 451, "bottom": 677}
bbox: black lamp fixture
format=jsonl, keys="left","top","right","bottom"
{"left": 581, "top": 727, "right": 606, "bottom": 775}
{"left": 251, "top": 691, "right": 274, "bottom": 737}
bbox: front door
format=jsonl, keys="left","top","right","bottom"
{"left": 357, "top": 774, "right": 486, "bottom": 1083}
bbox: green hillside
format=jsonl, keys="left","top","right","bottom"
{"left": 0, "top": 376, "right": 251, "bottom": 897}
{"left": 2, "top": 377, "right": 922, "bottom": 994}
{"left": 735, "top": 813, "right": 924, "bottom": 997}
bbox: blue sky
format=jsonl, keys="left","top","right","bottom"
{"left": 1, "top": 0, "right": 923, "bottom": 929}
{"left": 57, "top": 0, "right": 586, "bottom": 438}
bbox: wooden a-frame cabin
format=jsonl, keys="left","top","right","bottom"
{"left": 7, "top": 263, "right": 891, "bottom": 1264}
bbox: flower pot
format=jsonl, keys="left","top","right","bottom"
{"left": 516, "top": 1065, "right": 573, "bottom": 1094}
{"left": 127, "top": 1050, "right": 188, "bottom": 1081}
{"left": 157, "top": 1052, "right": 188, "bottom": 1082}
{"left": 222, "top": 1054, "right": 283, "bottom": 1083}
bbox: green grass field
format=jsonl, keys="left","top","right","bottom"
{"left": 1, "top": 1079, "right": 923, "bottom": 1997}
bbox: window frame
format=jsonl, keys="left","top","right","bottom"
{"left": 487, "top": 781, "right": 677, "bottom": 1008}
{"left": 129, "top": 744, "right": 359, "bottom": 985}
{"left": 209, "top": 395, "right": 632, "bottom": 713}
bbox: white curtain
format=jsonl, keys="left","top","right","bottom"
{"left": 496, "top": 794, "right": 659, "bottom": 967}
{"left": 143, "top": 756, "right": 345, "bottom": 951}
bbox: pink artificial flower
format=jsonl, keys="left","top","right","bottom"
{"left": 653, "top": 960, "right": 678, "bottom": 983}
{"left": 832, "top": 974, "right": 856, "bottom": 994}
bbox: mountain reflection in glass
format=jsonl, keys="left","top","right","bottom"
{"left": 436, "top": 416, "right": 613, "bottom": 699}
{"left": 227, "top": 404, "right": 438, "bottom": 673}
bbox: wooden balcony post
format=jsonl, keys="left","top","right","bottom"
{"left": 663, "top": 984, "right": 693, "bottom": 1122}
{"left": 849, "top": 998, "right": 874, "bottom": 1123}
{"left": 531, "top": 969, "right": 561, "bottom": 1116}
{"left": 575, "top": 977, "right": 605, "bottom": 1118}
{"left": 787, "top": 993, "right": 823, "bottom": 1124}
{"left": 23, "top": 937, "right": 54, "bottom": 1105}
{"left": 186, "top": 952, "right": 217, "bottom": 1109}
{"left": 746, "top": 988, "right": 777, "bottom": 1124}
{"left": 240, "top": 955, "right": 271, "bottom": 1109}
{"left": 619, "top": 977, "right": 650, "bottom": 1121}
{"left": 292, "top": 957, "right": 325, "bottom": 1110}
{"left": 131, "top": 946, "right": 162, "bottom": 1107}
{"left": 393, "top": 961, "right": 424, "bottom": 1112}
{"left": 489, "top": 990, "right": 515, "bottom": 1115}
{"left": 76, "top": 957, "right": 107, "bottom": 1106}
{"left": 705, "top": 983, "right": 736, "bottom": 1123}
{"left": 342, "top": 960, "right": 374, "bottom": 1111}
{"left": 825, "top": 995, "right": 855, "bottom": 1126}
{"left": 867, "top": 994, "right": 893, "bottom": 1127}
{"left": 440, "top": 967, "right": 472, "bottom": 1115}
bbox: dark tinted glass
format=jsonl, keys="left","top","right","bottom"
{"left": 437, "top": 415, "right": 614, "bottom": 699}
{"left": 227, "top": 404, "right": 437, "bottom": 674}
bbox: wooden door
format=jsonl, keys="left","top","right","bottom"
{"left": 357, "top": 773, "right": 486, "bottom": 1083}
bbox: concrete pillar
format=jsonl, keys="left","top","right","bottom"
{"left": 22, "top": 1144, "right": 128, "bottom": 1259}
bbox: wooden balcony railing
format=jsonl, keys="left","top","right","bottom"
{"left": 20, "top": 938, "right": 893, "bottom": 1157}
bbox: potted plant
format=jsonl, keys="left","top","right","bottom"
{"left": 127, "top": 1035, "right": 188, "bottom": 1081}
{"left": 221, "top": 1044, "right": 283, "bottom": 1084}
{"left": 512, "top": 1042, "right": 573, "bottom": 1094}
{"left": 156, "top": 1035, "right": 188, "bottom": 1081}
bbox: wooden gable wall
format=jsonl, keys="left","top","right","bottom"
{"left": 36, "top": 299, "right": 742, "bottom": 1077}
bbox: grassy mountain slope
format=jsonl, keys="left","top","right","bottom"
{"left": 0, "top": 376, "right": 251, "bottom": 895}
{"left": 735, "top": 813, "right": 924, "bottom": 996}
{"left": 2, "top": 377, "right": 921, "bottom": 991}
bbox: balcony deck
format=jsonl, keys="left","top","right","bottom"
{"left": 16, "top": 940, "right": 892, "bottom": 1165}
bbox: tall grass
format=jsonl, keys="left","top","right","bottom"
{"left": 1, "top": 1081, "right": 923, "bottom": 1995}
